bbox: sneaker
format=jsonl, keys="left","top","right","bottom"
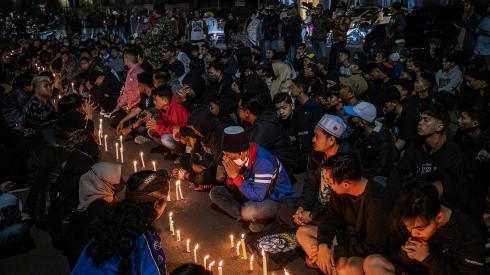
{"left": 134, "top": 135, "right": 150, "bottom": 145}
{"left": 249, "top": 219, "right": 268, "bottom": 233}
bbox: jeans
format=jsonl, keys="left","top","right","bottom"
{"left": 312, "top": 39, "right": 327, "bottom": 58}
{"left": 209, "top": 186, "right": 278, "bottom": 221}
{"left": 148, "top": 131, "right": 182, "bottom": 154}
{"left": 0, "top": 194, "right": 29, "bottom": 247}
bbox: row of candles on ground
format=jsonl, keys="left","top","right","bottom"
{"left": 168, "top": 212, "right": 290, "bottom": 275}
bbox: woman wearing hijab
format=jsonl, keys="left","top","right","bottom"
{"left": 63, "top": 162, "right": 123, "bottom": 268}
{"left": 72, "top": 170, "right": 170, "bottom": 275}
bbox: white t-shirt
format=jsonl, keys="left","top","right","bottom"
{"left": 189, "top": 19, "right": 206, "bottom": 41}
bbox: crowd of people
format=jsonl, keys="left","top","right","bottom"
{"left": 0, "top": 0, "right": 490, "bottom": 274}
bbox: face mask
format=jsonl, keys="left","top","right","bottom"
{"left": 233, "top": 157, "right": 247, "bottom": 167}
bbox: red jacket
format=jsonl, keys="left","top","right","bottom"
{"left": 155, "top": 96, "right": 189, "bottom": 135}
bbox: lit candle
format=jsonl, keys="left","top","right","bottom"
{"left": 99, "top": 119, "right": 103, "bottom": 134}
{"left": 262, "top": 249, "right": 267, "bottom": 275}
{"left": 241, "top": 234, "right": 247, "bottom": 260}
{"left": 58, "top": 95, "right": 61, "bottom": 100}
{"left": 249, "top": 254, "right": 254, "bottom": 271}
{"left": 230, "top": 235, "right": 234, "bottom": 247}
{"left": 203, "top": 255, "right": 209, "bottom": 268}
{"left": 169, "top": 212, "right": 173, "bottom": 231}
{"left": 71, "top": 82, "right": 74, "bottom": 92}
{"left": 218, "top": 261, "right": 223, "bottom": 275}
{"left": 170, "top": 220, "right": 175, "bottom": 235}
{"left": 152, "top": 161, "right": 156, "bottom": 171}
{"left": 133, "top": 160, "right": 137, "bottom": 173}
{"left": 193, "top": 244, "right": 199, "bottom": 263}
{"left": 140, "top": 152, "right": 145, "bottom": 167}
{"left": 175, "top": 180, "right": 180, "bottom": 201}
{"left": 284, "top": 268, "right": 290, "bottom": 275}
{"left": 176, "top": 230, "right": 181, "bottom": 241}
{"left": 186, "top": 239, "right": 190, "bottom": 252}
{"left": 104, "top": 135, "right": 107, "bottom": 151}
{"left": 115, "top": 143, "right": 119, "bottom": 160}
{"left": 208, "top": 261, "right": 215, "bottom": 272}
{"left": 177, "top": 180, "right": 183, "bottom": 200}
{"left": 235, "top": 241, "right": 240, "bottom": 256}
{"left": 98, "top": 130, "right": 102, "bottom": 145}
{"left": 119, "top": 135, "right": 123, "bottom": 150}
{"left": 120, "top": 147, "right": 124, "bottom": 163}
{"left": 167, "top": 188, "right": 171, "bottom": 201}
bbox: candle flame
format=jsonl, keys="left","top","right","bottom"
{"left": 104, "top": 134, "right": 107, "bottom": 138}
{"left": 262, "top": 249, "right": 265, "bottom": 257}
{"left": 204, "top": 255, "right": 209, "bottom": 260}
{"left": 133, "top": 160, "right": 137, "bottom": 164}
{"left": 194, "top": 244, "right": 199, "bottom": 250}
{"left": 140, "top": 152, "right": 143, "bottom": 156}
{"left": 187, "top": 239, "right": 190, "bottom": 243}
{"left": 230, "top": 234, "right": 233, "bottom": 238}
{"left": 209, "top": 261, "right": 215, "bottom": 267}
{"left": 241, "top": 233, "right": 244, "bottom": 238}
{"left": 169, "top": 212, "right": 173, "bottom": 217}
{"left": 219, "top": 260, "right": 222, "bottom": 267}
{"left": 284, "top": 268, "right": 290, "bottom": 275}
{"left": 250, "top": 254, "right": 253, "bottom": 261}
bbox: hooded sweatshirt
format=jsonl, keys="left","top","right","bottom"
{"left": 155, "top": 96, "right": 190, "bottom": 135}
{"left": 181, "top": 70, "right": 208, "bottom": 112}
{"left": 435, "top": 65, "right": 463, "bottom": 94}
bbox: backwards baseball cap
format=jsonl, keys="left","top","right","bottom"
{"left": 339, "top": 75, "right": 368, "bottom": 95}
{"left": 317, "top": 114, "right": 346, "bottom": 138}
{"left": 343, "top": 102, "right": 377, "bottom": 123}
{"left": 222, "top": 126, "right": 250, "bottom": 153}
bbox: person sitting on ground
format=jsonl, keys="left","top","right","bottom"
{"left": 276, "top": 114, "right": 357, "bottom": 229}
{"left": 290, "top": 76, "right": 324, "bottom": 124}
{"left": 383, "top": 90, "right": 420, "bottom": 153}
{"left": 435, "top": 54, "right": 463, "bottom": 94}
{"left": 63, "top": 162, "right": 123, "bottom": 268}
{"left": 273, "top": 92, "right": 314, "bottom": 172}
{"left": 386, "top": 104, "right": 465, "bottom": 211}
{"left": 0, "top": 191, "right": 35, "bottom": 258}
{"left": 88, "top": 70, "right": 121, "bottom": 116}
{"left": 296, "top": 153, "right": 393, "bottom": 274}
{"left": 72, "top": 170, "right": 170, "bottom": 274}
{"left": 209, "top": 126, "right": 295, "bottom": 232}
{"left": 363, "top": 182, "right": 486, "bottom": 275}
{"left": 22, "top": 76, "right": 58, "bottom": 137}
{"left": 147, "top": 87, "right": 189, "bottom": 160}
{"left": 171, "top": 107, "right": 231, "bottom": 190}
{"left": 344, "top": 102, "right": 397, "bottom": 181}
{"left": 116, "top": 72, "right": 157, "bottom": 144}
{"left": 238, "top": 93, "right": 301, "bottom": 176}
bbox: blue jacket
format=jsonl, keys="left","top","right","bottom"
{"left": 72, "top": 231, "right": 166, "bottom": 275}
{"left": 227, "top": 143, "right": 295, "bottom": 202}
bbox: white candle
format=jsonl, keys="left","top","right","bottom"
{"left": 133, "top": 160, "right": 137, "bottom": 173}
{"left": 140, "top": 152, "right": 145, "bottom": 167}
{"left": 284, "top": 268, "right": 290, "bottom": 275}
{"left": 193, "top": 244, "right": 199, "bottom": 263}
{"left": 230, "top": 235, "right": 234, "bottom": 247}
{"left": 241, "top": 234, "right": 247, "bottom": 260}
{"left": 104, "top": 135, "right": 107, "bottom": 151}
{"left": 167, "top": 188, "right": 171, "bottom": 201}
{"left": 120, "top": 147, "right": 124, "bottom": 163}
{"left": 250, "top": 254, "right": 254, "bottom": 271}
{"left": 203, "top": 255, "right": 209, "bottom": 268}
{"left": 178, "top": 180, "right": 183, "bottom": 200}
{"left": 262, "top": 249, "right": 267, "bottom": 275}
{"left": 98, "top": 130, "right": 102, "bottom": 145}
{"left": 119, "top": 135, "right": 123, "bottom": 150}
{"left": 152, "top": 161, "right": 156, "bottom": 171}
{"left": 176, "top": 230, "right": 181, "bottom": 241}
{"left": 170, "top": 220, "right": 175, "bottom": 235}
{"left": 186, "top": 239, "right": 190, "bottom": 252}
{"left": 175, "top": 180, "right": 180, "bottom": 201}
{"left": 208, "top": 261, "right": 215, "bottom": 272}
{"left": 235, "top": 241, "right": 240, "bottom": 256}
{"left": 115, "top": 143, "right": 119, "bottom": 160}
{"left": 71, "top": 82, "right": 74, "bottom": 92}
{"left": 169, "top": 212, "right": 174, "bottom": 234}
{"left": 218, "top": 261, "right": 223, "bottom": 275}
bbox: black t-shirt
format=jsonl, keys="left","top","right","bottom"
{"left": 137, "top": 94, "right": 155, "bottom": 111}
{"left": 392, "top": 105, "right": 419, "bottom": 145}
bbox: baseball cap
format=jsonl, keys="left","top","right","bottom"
{"left": 343, "top": 102, "right": 377, "bottom": 123}
{"left": 339, "top": 75, "right": 368, "bottom": 95}
{"left": 317, "top": 114, "right": 346, "bottom": 138}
